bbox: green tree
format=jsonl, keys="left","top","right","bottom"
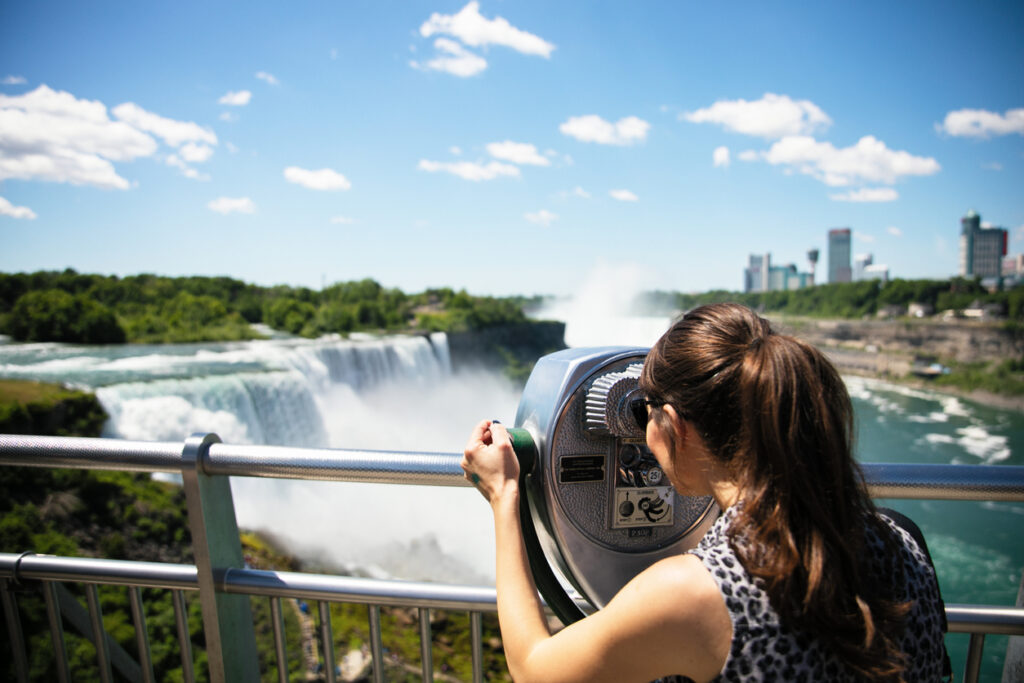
{"left": 9, "top": 289, "right": 126, "bottom": 343}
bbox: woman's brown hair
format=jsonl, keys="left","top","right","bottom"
{"left": 640, "top": 303, "right": 911, "bottom": 681}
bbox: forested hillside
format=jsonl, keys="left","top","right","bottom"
{"left": 639, "top": 277, "right": 1024, "bottom": 321}
{"left": 0, "top": 270, "right": 541, "bottom": 345}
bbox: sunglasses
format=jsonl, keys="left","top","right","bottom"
{"left": 629, "top": 397, "right": 666, "bottom": 431}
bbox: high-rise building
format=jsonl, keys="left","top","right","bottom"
{"left": 744, "top": 254, "right": 770, "bottom": 293}
{"left": 854, "top": 253, "right": 873, "bottom": 281}
{"left": 744, "top": 253, "right": 813, "bottom": 292}
{"left": 862, "top": 264, "right": 890, "bottom": 283}
{"left": 828, "top": 228, "right": 852, "bottom": 283}
{"left": 959, "top": 210, "right": 1008, "bottom": 278}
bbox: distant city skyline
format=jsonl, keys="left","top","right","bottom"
{"left": 1, "top": 1, "right": 1022, "bottom": 297}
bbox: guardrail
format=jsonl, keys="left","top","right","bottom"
{"left": 2, "top": 433, "right": 1024, "bottom": 683}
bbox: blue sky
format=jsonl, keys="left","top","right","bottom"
{"left": 1, "top": 1, "right": 1022, "bottom": 296}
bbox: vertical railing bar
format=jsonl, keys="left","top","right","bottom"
{"left": 42, "top": 581, "right": 71, "bottom": 683}
{"left": 964, "top": 632, "right": 985, "bottom": 683}
{"left": 1, "top": 579, "right": 30, "bottom": 683}
{"left": 85, "top": 584, "right": 113, "bottom": 683}
{"left": 367, "top": 604, "right": 384, "bottom": 683}
{"left": 270, "top": 597, "right": 289, "bottom": 683}
{"left": 319, "top": 600, "right": 337, "bottom": 683}
{"left": 172, "top": 589, "right": 196, "bottom": 683}
{"left": 470, "top": 611, "right": 483, "bottom": 683}
{"left": 129, "top": 586, "right": 155, "bottom": 683}
{"left": 419, "top": 607, "right": 433, "bottom": 682}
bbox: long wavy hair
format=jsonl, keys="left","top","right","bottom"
{"left": 640, "top": 303, "right": 911, "bottom": 681}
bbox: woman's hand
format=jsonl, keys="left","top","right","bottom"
{"left": 461, "top": 419, "right": 520, "bottom": 505}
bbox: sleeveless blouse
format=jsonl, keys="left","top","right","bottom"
{"left": 680, "top": 506, "right": 948, "bottom": 682}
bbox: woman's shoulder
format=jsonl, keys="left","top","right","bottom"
{"left": 608, "top": 554, "right": 732, "bottom": 680}
{"left": 627, "top": 554, "right": 732, "bottom": 636}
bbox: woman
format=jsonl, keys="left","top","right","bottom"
{"left": 462, "top": 303, "right": 948, "bottom": 682}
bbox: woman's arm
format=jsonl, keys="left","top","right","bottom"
{"left": 462, "top": 420, "right": 732, "bottom": 683}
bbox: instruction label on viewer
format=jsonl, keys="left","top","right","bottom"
{"left": 612, "top": 486, "right": 674, "bottom": 528}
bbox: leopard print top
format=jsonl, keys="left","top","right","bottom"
{"left": 679, "top": 506, "right": 948, "bottom": 682}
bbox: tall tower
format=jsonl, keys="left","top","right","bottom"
{"left": 959, "top": 210, "right": 980, "bottom": 277}
{"left": 807, "top": 248, "right": 819, "bottom": 286}
{"left": 828, "top": 228, "right": 852, "bottom": 283}
{"left": 960, "top": 210, "right": 1009, "bottom": 279}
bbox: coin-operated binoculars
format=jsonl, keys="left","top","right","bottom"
{"left": 506, "top": 347, "right": 718, "bottom": 624}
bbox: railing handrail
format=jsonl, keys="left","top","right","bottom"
{"left": 3, "top": 434, "right": 1024, "bottom": 500}
{"left": 5, "top": 552, "right": 1023, "bottom": 638}
{"left": 0, "top": 553, "right": 498, "bottom": 612}
{"left": 3, "top": 433, "right": 1024, "bottom": 683}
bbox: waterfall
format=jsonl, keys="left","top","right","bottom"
{"left": 92, "top": 333, "right": 453, "bottom": 447}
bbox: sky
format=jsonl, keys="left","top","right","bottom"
{"left": 1, "top": 0, "right": 1022, "bottom": 297}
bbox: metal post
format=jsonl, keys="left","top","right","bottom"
{"left": 965, "top": 633, "right": 985, "bottom": 683}
{"left": 129, "top": 587, "right": 155, "bottom": 683}
{"left": 180, "top": 433, "right": 259, "bottom": 683}
{"left": 85, "top": 584, "right": 113, "bottom": 683}
{"left": 319, "top": 601, "right": 336, "bottom": 683}
{"left": 368, "top": 605, "right": 384, "bottom": 683}
{"left": 1004, "top": 569, "right": 1024, "bottom": 682}
{"left": 270, "top": 597, "right": 288, "bottom": 683}
{"left": 42, "top": 581, "right": 70, "bottom": 683}
{"left": 419, "top": 607, "right": 433, "bottom": 681}
{"left": 1, "top": 579, "right": 29, "bottom": 683}
{"left": 172, "top": 590, "right": 195, "bottom": 683}
{"left": 470, "top": 611, "right": 483, "bottom": 683}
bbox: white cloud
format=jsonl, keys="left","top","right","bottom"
{"left": 449, "top": 146, "right": 462, "bottom": 156}
{"left": 759, "top": 135, "right": 939, "bottom": 187}
{"left": 412, "top": 38, "right": 487, "bottom": 77}
{"left": 0, "top": 196, "right": 37, "bottom": 219}
{"left": 208, "top": 197, "right": 254, "bottom": 214}
{"left": 830, "top": 187, "right": 899, "bottom": 202}
{"left": 225, "top": 142, "right": 239, "bottom": 153}
{"left": 2, "top": 76, "right": 27, "bottom": 85}
{"left": 1015, "top": 225, "right": 1024, "bottom": 242}
{"left": 525, "top": 209, "right": 557, "bottom": 226}
{"left": 112, "top": 102, "right": 217, "bottom": 147}
{"left": 284, "top": 166, "right": 351, "bottom": 191}
{"left": 609, "top": 189, "right": 638, "bottom": 202}
{"left": 683, "top": 93, "right": 832, "bottom": 139}
{"left": 713, "top": 146, "right": 730, "bottom": 168}
{"left": 572, "top": 186, "right": 590, "bottom": 199}
{"left": 738, "top": 149, "right": 759, "bottom": 162}
{"left": 420, "top": 1, "right": 555, "bottom": 58}
{"left": 417, "top": 158, "right": 519, "bottom": 181}
{"left": 887, "top": 226, "right": 903, "bottom": 237}
{"left": 937, "top": 108, "right": 1024, "bottom": 138}
{"left": 255, "top": 71, "right": 279, "bottom": 86}
{"left": 219, "top": 112, "right": 238, "bottom": 123}
{"left": 559, "top": 115, "right": 650, "bottom": 146}
{"left": 854, "top": 231, "right": 876, "bottom": 243}
{"left": 218, "top": 90, "right": 252, "bottom": 106}
{"left": 0, "top": 85, "right": 158, "bottom": 189}
{"left": 486, "top": 140, "right": 550, "bottom": 166}
{"left": 179, "top": 142, "right": 214, "bottom": 163}
{"left": 330, "top": 216, "right": 355, "bottom": 225}
{"left": 166, "top": 154, "right": 210, "bottom": 181}
{"left": 982, "top": 161, "right": 1003, "bottom": 171}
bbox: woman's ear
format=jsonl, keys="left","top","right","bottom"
{"left": 660, "top": 404, "right": 687, "bottom": 445}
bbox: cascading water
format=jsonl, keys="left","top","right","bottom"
{"left": 0, "top": 331, "right": 520, "bottom": 584}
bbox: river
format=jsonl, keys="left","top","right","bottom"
{"left": 1, "top": 315, "right": 1021, "bottom": 680}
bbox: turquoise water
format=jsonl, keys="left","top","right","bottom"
{"left": 846, "top": 376, "right": 1024, "bottom": 680}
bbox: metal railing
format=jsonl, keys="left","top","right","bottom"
{"left": 2, "top": 433, "right": 1024, "bottom": 683}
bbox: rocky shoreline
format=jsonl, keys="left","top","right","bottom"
{"left": 768, "top": 316, "right": 1024, "bottom": 413}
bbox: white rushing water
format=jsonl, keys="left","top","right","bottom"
{"left": 0, "top": 332, "right": 521, "bottom": 583}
